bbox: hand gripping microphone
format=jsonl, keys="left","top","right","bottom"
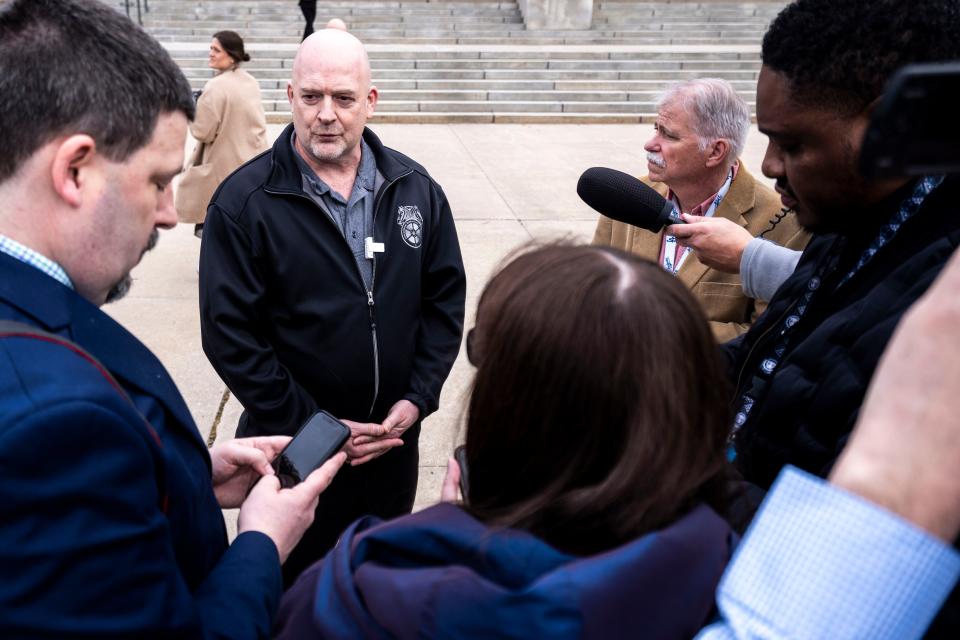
{"left": 576, "top": 167, "right": 685, "bottom": 231}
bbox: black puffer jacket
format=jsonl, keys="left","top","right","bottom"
{"left": 724, "top": 176, "right": 960, "bottom": 489}
{"left": 200, "top": 125, "right": 466, "bottom": 437}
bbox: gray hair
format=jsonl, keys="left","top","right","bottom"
{"left": 657, "top": 78, "right": 750, "bottom": 164}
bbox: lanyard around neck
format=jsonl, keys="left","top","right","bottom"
{"left": 661, "top": 168, "right": 735, "bottom": 274}
{"left": 729, "top": 174, "right": 945, "bottom": 446}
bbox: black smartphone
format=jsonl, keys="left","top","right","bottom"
{"left": 273, "top": 410, "right": 351, "bottom": 489}
{"left": 453, "top": 444, "right": 469, "bottom": 501}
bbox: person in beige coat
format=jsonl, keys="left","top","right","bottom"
{"left": 175, "top": 30, "right": 268, "bottom": 237}
{"left": 593, "top": 79, "right": 808, "bottom": 342}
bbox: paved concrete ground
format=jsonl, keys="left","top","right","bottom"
{"left": 104, "top": 122, "right": 774, "bottom": 533}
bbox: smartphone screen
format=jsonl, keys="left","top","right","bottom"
{"left": 273, "top": 411, "right": 351, "bottom": 488}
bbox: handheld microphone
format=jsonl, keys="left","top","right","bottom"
{"left": 576, "top": 167, "right": 685, "bottom": 231}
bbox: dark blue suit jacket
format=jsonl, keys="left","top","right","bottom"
{"left": 0, "top": 253, "right": 282, "bottom": 638}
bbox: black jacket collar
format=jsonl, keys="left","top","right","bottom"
{"left": 265, "top": 124, "right": 412, "bottom": 194}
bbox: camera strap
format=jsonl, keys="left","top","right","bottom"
{"left": 0, "top": 320, "right": 169, "bottom": 513}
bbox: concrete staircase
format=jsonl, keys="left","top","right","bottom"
{"left": 117, "top": 0, "right": 788, "bottom": 123}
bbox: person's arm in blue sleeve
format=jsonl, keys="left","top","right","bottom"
{"left": 697, "top": 468, "right": 960, "bottom": 640}
{"left": 701, "top": 246, "right": 960, "bottom": 639}
{"left": 0, "top": 400, "right": 281, "bottom": 639}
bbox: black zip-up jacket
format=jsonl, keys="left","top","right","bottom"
{"left": 724, "top": 176, "right": 960, "bottom": 490}
{"left": 723, "top": 176, "right": 960, "bottom": 638}
{"left": 199, "top": 125, "right": 466, "bottom": 437}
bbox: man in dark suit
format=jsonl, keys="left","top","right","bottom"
{"left": 0, "top": 1, "right": 344, "bottom": 637}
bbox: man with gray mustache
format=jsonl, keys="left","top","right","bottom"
{"left": 593, "top": 78, "right": 808, "bottom": 341}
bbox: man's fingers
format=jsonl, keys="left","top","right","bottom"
{"left": 345, "top": 439, "right": 404, "bottom": 465}
{"left": 341, "top": 419, "right": 388, "bottom": 438}
{"left": 380, "top": 410, "right": 400, "bottom": 431}
{"left": 294, "top": 452, "right": 347, "bottom": 498}
{"left": 667, "top": 223, "right": 694, "bottom": 238}
{"left": 246, "top": 435, "right": 292, "bottom": 462}
{"left": 228, "top": 444, "right": 274, "bottom": 476}
{"left": 352, "top": 433, "right": 405, "bottom": 445}
{"left": 346, "top": 438, "right": 403, "bottom": 458}
{"left": 248, "top": 472, "right": 281, "bottom": 498}
{"left": 381, "top": 400, "right": 419, "bottom": 434}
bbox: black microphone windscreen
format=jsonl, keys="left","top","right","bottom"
{"left": 577, "top": 167, "right": 674, "bottom": 231}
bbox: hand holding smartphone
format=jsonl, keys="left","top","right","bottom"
{"left": 273, "top": 410, "right": 351, "bottom": 489}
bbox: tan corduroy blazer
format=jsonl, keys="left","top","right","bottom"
{"left": 175, "top": 68, "right": 268, "bottom": 223}
{"left": 593, "top": 166, "right": 809, "bottom": 342}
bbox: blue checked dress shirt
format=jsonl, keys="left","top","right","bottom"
{"left": 698, "top": 467, "right": 960, "bottom": 639}
{"left": 0, "top": 234, "right": 73, "bottom": 289}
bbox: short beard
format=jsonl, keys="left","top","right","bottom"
{"left": 305, "top": 137, "right": 347, "bottom": 164}
{"left": 104, "top": 229, "right": 158, "bottom": 305}
{"left": 104, "top": 275, "right": 132, "bottom": 304}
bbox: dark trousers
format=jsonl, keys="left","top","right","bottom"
{"left": 299, "top": 1, "right": 316, "bottom": 41}
{"left": 281, "top": 422, "right": 421, "bottom": 588}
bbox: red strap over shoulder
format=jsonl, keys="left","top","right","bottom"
{"left": 0, "top": 320, "right": 169, "bottom": 513}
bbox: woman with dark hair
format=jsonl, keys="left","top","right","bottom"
{"left": 175, "top": 30, "right": 267, "bottom": 239}
{"left": 275, "top": 244, "right": 736, "bottom": 639}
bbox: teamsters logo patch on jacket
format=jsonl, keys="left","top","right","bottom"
{"left": 397, "top": 205, "right": 423, "bottom": 249}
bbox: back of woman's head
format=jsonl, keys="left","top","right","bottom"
{"left": 465, "top": 244, "right": 731, "bottom": 555}
{"left": 213, "top": 30, "right": 250, "bottom": 63}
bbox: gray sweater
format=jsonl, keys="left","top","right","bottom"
{"left": 740, "top": 238, "right": 803, "bottom": 302}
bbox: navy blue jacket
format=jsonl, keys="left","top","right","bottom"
{"left": 275, "top": 502, "right": 734, "bottom": 639}
{"left": 0, "top": 253, "right": 282, "bottom": 638}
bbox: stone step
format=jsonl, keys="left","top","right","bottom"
{"left": 155, "top": 35, "right": 764, "bottom": 46}
{"left": 170, "top": 48, "right": 760, "bottom": 62}
{"left": 377, "top": 112, "right": 656, "bottom": 124}
{"left": 131, "top": 0, "right": 779, "bottom": 124}
{"left": 149, "top": 24, "right": 524, "bottom": 34}
{"left": 148, "top": 18, "right": 524, "bottom": 28}
{"left": 188, "top": 69, "right": 759, "bottom": 86}
{"left": 190, "top": 76, "right": 760, "bottom": 91}
{"left": 268, "top": 111, "right": 659, "bottom": 124}
{"left": 176, "top": 58, "right": 760, "bottom": 71}
{"left": 150, "top": 28, "right": 766, "bottom": 41}
{"left": 258, "top": 97, "right": 754, "bottom": 114}
{"left": 183, "top": 66, "right": 760, "bottom": 82}
{"left": 148, "top": 16, "right": 767, "bottom": 27}
{"left": 142, "top": 1, "right": 518, "bottom": 9}
{"left": 187, "top": 68, "right": 760, "bottom": 84}
{"left": 249, "top": 87, "right": 756, "bottom": 101}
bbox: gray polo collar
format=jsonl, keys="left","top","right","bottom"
{"left": 290, "top": 131, "right": 375, "bottom": 202}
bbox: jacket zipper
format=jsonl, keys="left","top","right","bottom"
{"left": 266, "top": 165, "right": 415, "bottom": 420}
{"left": 264, "top": 183, "right": 397, "bottom": 420}
{"left": 366, "top": 169, "right": 413, "bottom": 419}
{"left": 367, "top": 290, "right": 379, "bottom": 420}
